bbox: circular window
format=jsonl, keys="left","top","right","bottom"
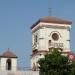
{"left": 52, "top": 33, "right": 59, "bottom": 41}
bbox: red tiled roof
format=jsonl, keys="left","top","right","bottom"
{"left": 0, "top": 48, "right": 17, "bottom": 58}
{"left": 31, "top": 16, "right": 72, "bottom": 29}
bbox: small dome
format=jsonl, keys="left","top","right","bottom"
{"left": 0, "top": 48, "right": 17, "bottom": 58}
{"left": 40, "top": 16, "right": 72, "bottom": 24}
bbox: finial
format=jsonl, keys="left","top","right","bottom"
{"left": 48, "top": 7, "right": 52, "bottom": 16}
{"left": 8, "top": 48, "right": 10, "bottom": 51}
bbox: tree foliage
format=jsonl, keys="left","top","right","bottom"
{"left": 38, "top": 48, "right": 75, "bottom": 75}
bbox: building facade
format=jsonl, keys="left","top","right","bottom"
{"left": 30, "top": 16, "right": 72, "bottom": 70}
{"left": 0, "top": 48, "right": 17, "bottom": 71}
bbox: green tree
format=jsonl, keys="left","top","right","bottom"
{"left": 38, "top": 48, "right": 70, "bottom": 75}
{"left": 69, "top": 61, "right": 75, "bottom": 75}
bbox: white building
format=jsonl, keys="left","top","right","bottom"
{"left": 30, "top": 16, "right": 72, "bottom": 70}
{"left": 0, "top": 48, "right": 18, "bottom": 71}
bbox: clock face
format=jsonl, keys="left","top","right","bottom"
{"left": 52, "top": 33, "right": 59, "bottom": 41}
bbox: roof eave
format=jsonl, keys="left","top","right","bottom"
{"left": 30, "top": 19, "right": 72, "bottom": 30}
{"left": 0, "top": 56, "right": 18, "bottom": 58}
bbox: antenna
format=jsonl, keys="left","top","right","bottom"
{"left": 48, "top": 7, "right": 52, "bottom": 16}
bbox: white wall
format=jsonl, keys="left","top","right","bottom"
{"left": 38, "top": 26, "right": 70, "bottom": 51}
{"left": 32, "top": 22, "right": 71, "bottom": 52}
{"left": 31, "top": 54, "right": 44, "bottom": 70}
{"left": 0, "top": 70, "right": 39, "bottom": 75}
{"left": 31, "top": 22, "right": 71, "bottom": 69}
{"left": 11, "top": 58, "right": 17, "bottom": 71}
{"left": 1, "top": 58, "right": 7, "bottom": 70}
{"left": 0, "top": 58, "right": 17, "bottom": 71}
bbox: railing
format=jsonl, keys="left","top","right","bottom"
{"left": 49, "top": 42, "right": 64, "bottom": 48}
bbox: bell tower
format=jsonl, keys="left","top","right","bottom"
{"left": 30, "top": 16, "right": 72, "bottom": 70}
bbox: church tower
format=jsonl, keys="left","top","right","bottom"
{"left": 30, "top": 16, "right": 72, "bottom": 70}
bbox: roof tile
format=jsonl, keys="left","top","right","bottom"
{"left": 0, "top": 48, "right": 17, "bottom": 58}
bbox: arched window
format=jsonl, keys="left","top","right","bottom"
{"left": 34, "top": 35, "right": 38, "bottom": 44}
{"left": 6, "top": 59, "right": 11, "bottom": 70}
{"left": 35, "top": 35, "right": 38, "bottom": 42}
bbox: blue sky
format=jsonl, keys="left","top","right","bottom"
{"left": 0, "top": 0, "right": 75, "bottom": 67}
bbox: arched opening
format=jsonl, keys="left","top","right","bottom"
{"left": 6, "top": 59, "right": 11, "bottom": 70}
